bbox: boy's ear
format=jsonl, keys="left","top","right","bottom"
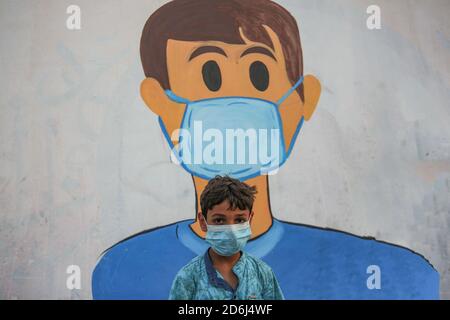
{"left": 198, "top": 211, "right": 208, "bottom": 232}
{"left": 140, "top": 77, "right": 183, "bottom": 118}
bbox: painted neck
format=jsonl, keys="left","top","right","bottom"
{"left": 189, "top": 175, "right": 273, "bottom": 239}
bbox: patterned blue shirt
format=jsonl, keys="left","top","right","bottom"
{"left": 169, "top": 249, "right": 284, "bottom": 300}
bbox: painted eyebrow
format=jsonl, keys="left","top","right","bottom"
{"left": 240, "top": 46, "right": 277, "bottom": 61}
{"left": 189, "top": 46, "right": 227, "bottom": 61}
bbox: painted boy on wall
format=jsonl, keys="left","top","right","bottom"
{"left": 92, "top": 0, "right": 439, "bottom": 299}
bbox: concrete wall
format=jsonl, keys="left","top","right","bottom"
{"left": 0, "top": 0, "right": 449, "bottom": 299}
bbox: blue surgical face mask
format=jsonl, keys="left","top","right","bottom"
{"left": 159, "top": 77, "right": 305, "bottom": 181}
{"left": 205, "top": 221, "right": 252, "bottom": 256}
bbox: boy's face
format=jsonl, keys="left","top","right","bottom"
{"left": 198, "top": 200, "right": 254, "bottom": 231}
{"left": 141, "top": 25, "right": 321, "bottom": 156}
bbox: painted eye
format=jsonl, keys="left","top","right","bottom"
{"left": 202, "top": 60, "right": 222, "bottom": 92}
{"left": 249, "top": 61, "right": 269, "bottom": 91}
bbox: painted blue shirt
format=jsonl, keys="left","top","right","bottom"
{"left": 92, "top": 219, "right": 440, "bottom": 299}
{"left": 169, "top": 249, "right": 284, "bottom": 300}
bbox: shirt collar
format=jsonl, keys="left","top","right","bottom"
{"left": 203, "top": 248, "right": 246, "bottom": 293}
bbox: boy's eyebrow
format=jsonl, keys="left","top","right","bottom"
{"left": 240, "top": 46, "right": 277, "bottom": 61}
{"left": 211, "top": 213, "right": 226, "bottom": 217}
{"left": 234, "top": 213, "right": 247, "bottom": 217}
{"left": 189, "top": 46, "right": 228, "bottom": 61}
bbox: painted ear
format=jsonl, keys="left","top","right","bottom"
{"left": 302, "top": 75, "right": 321, "bottom": 121}
{"left": 141, "top": 77, "right": 186, "bottom": 146}
{"left": 282, "top": 74, "right": 322, "bottom": 153}
{"left": 140, "top": 77, "right": 181, "bottom": 117}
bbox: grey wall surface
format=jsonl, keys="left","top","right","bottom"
{"left": 0, "top": 0, "right": 449, "bottom": 299}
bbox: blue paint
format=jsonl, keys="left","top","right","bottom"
{"left": 158, "top": 77, "right": 305, "bottom": 181}
{"left": 92, "top": 219, "right": 439, "bottom": 299}
{"left": 276, "top": 76, "right": 304, "bottom": 105}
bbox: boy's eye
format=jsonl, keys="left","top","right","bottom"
{"left": 202, "top": 60, "right": 222, "bottom": 92}
{"left": 249, "top": 61, "right": 269, "bottom": 91}
{"left": 213, "top": 218, "right": 224, "bottom": 224}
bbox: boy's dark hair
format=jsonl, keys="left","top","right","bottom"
{"left": 200, "top": 176, "right": 257, "bottom": 219}
{"left": 140, "top": 0, "right": 304, "bottom": 100}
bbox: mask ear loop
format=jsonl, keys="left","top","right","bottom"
{"left": 165, "top": 89, "right": 191, "bottom": 104}
{"left": 276, "top": 76, "right": 304, "bottom": 106}
{"left": 275, "top": 76, "right": 306, "bottom": 162}
{"left": 160, "top": 90, "right": 191, "bottom": 168}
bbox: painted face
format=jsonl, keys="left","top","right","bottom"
{"left": 141, "top": 25, "right": 321, "bottom": 180}
{"left": 164, "top": 26, "right": 304, "bottom": 148}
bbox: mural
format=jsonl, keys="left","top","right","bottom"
{"left": 92, "top": 0, "right": 439, "bottom": 299}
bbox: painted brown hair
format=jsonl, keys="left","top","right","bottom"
{"left": 140, "top": 0, "right": 304, "bottom": 99}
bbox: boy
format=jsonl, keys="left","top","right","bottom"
{"left": 169, "top": 176, "right": 284, "bottom": 300}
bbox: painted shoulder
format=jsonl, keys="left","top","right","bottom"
{"left": 279, "top": 219, "right": 436, "bottom": 269}
{"left": 91, "top": 220, "right": 194, "bottom": 299}
{"left": 277, "top": 220, "right": 440, "bottom": 299}
{"left": 94, "top": 220, "right": 180, "bottom": 264}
